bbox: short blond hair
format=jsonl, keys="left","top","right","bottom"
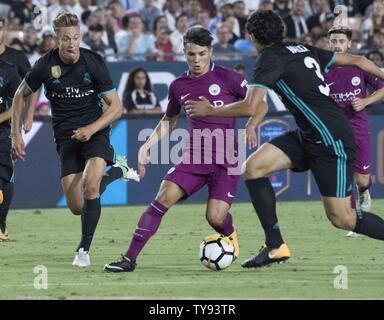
{"left": 53, "top": 11, "right": 79, "bottom": 33}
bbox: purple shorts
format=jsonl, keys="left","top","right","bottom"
{"left": 163, "top": 163, "right": 240, "bottom": 205}
{"left": 354, "top": 134, "right": 371, "bottom": 175}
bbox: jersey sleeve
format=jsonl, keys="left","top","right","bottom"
{"left": 250, "top": 51, "right": 284, "bottom": 90}
{"left": 165, "top": 81, "right": 181, "bottom": 117}
{"left": 230, "top": 71, "right": 248, "bottom": 99}
{"left": 364, "top": 71, "right": 384, "bottom": 91}
{"left": 309, "top": 45, "right": 337, "bottom": 73}
{"left": 92, "top": 56, "right": 115, "bottom": 95}
{"left": 7, "top": 66, "right": 21, "bottom": 97}
{"left": 24, "top": 58, "right": 45, "bottom": 93}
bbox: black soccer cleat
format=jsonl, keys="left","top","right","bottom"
{"left": 241, "top": 243, "right": 291, "bottom": 268}
{"left": 104, "top": 255, "right": 137, "bottom": 272}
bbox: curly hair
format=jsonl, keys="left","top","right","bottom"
{"left": 246, "top": 10, "right": 284, "bottom": 46}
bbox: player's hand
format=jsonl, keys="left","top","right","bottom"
{"left": 23, "top": 117, "right": 33, "bottom": 134}
{"left": 138, "top": 145, "right": 150, "bottom": 179}
{"left": 185, "top": 96, "right": 214, "bottom": 117}
{"left": 12, "top": 135, "right": 26, "bottom": 160}
{"left": 352, "top": 98, "right": 368, "bottom": 112}
{"left": 71, "top": 126, "right": 94, "bottom": 142}
{"left": 245, "top": 124, "right": 257, "bottom": 149}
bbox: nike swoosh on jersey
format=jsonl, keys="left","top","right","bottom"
{"left": 363, "top": 165, "right": 370, "bottom": 170}
{"left": 227, "top": 192, "right": 235, "bottom": 198}
{"left": 181, "top": 93, "right": 191, "bottom": 100}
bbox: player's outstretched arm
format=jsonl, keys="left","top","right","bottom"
{"left": 333, "top": 53, "right": 384, "bottom": 80}
{"left": 11, "top": 81, "right": 32, "bottom": 160}
{"left": 138, "top": 114, "right": 179, "bottom": 178}
{"left": 71, "top": 90, "right": 123, "bottom": 142}
{"left": 186, "top": 87, "right": 267, "bottom": 118}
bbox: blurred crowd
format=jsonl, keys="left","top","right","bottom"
{"left": 0, "top": 0, "right": 382, "bottom": 66}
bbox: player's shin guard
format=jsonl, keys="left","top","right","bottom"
{"left": 0, "top": 182, "right": 14, "bottom": 229}
{"left": 245, "top": 178, "right": 285, "bottom": 249}
{"left": 76, "top": 197, "right": 101, "bottom": 252}
{"left": 209, "top": 212, "right": 234, "bottom": 236}
{"left": 125, "top": 200, "right": 168, "bottom": 262}
{"left": 353, "top": 209, "right": 384, "bottom": 240}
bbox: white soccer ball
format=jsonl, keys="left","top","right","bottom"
{"left": 199, "top": 234, "right": 235, "bottom": 271}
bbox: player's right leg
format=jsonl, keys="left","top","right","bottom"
{"left": 61, "top": 173, "right": 84, "bottom": 215}
{"left": 354, "top": 173, "right": 371, "bottom": 212}
{"left": 104, "top": 180, "right": 185, "bottom": 272}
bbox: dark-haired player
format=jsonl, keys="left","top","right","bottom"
{"left": 104, "top": 26, "right": 261, "bottom": 272}
{"left": 12, "top": 12, "right": 139, "bottom": 266}
{"left": 326, "top": 27, "right": 384, "bottom": 237}
{"left": 186, "top": 10, "right": 384, "bottom": 268}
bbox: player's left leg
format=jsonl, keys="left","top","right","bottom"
{"left": 354, "top": 134, "right": 372, "bottom": 212}
{"left": 206, "top": 166, "right": 240, "bottom": 257}
{"left": 0, "top": 181, "right": 13, "bottom": 241}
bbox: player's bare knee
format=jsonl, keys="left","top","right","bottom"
{"left": 155, "top": 192, "right": 173, "bottom": 208}
{"left": 67, "top": 203, "right": 82, "bottom": 215}
{"left": 82, "top": 180, "right": 100, "bottom": 199}
{"left": 206, "top": 212, "right": 225, "bottom": 228}
{"left": 243, "top": 162, "right": 266, "bottom": 180}
{"left": 327, "top": 209, "right": 355, "bottom": 230}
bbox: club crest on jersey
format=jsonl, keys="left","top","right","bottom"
{"left": 51, "top": 65, "right": 61, "bottom": 79}
{"left": 0, "top": 77, "right": 3, "bottom": 88}
{"left": 351, "top": 76, "right": 361, "bottom": 86}
{"left": 83, "top": 72, "right": 92, "bottom": 84}
{"left": 209, "top": 84, "right": 221, "bottom": 96}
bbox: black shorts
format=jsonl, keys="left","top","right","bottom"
{"left": 0, "top": 138, "right": 13, "bottom": 186}
{"left": 269, "top": 130, "right": 356, "bottom": 198}
{"left": 56, "top": 128, "right": 115, "bottom": 178}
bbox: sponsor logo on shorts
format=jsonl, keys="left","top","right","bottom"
{"left": 363, "top": 165, "right": 370, "bottom": 170}
{"left": 227, "top": 192, "right": 235, "bottom": 198}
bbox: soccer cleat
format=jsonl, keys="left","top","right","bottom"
{"left": 0, "top": 226, "right": 9, "bottom": 241}
{"left": 113, "top": 155, "right": 140, "bottom": 182}
{"left": 346, "top": 231, "right": 360, "bottom": 237}
{"left": 358, "top": 189, "right": 371, "bottom": 212}
{"left": 241, "top": 243, "right": 291, "bottom": 268}
{"left": 104, "top": 255, "right": 137, "bottom": 272}
{"left": 228, "top": 230, "right": 240, "bottom": 258}
{"left": 72, "top": 248, "right": 91, "bottom": 267}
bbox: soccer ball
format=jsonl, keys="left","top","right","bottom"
{"left": 199, "top": 234, "right": 235, "bottom": 271}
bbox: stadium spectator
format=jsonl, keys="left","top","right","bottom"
{"left": 361, "top": 0, "right": 384, "bottom": 42}
{"left": 22, "top": 24, "right": 40, "bottom": 64}
{"left": 139, "top": 0, "right": 161, "bottom": 31}
{"left": 259, "top": 0, "right": 274, "bottom": 12}
{"left": 108, "top": 0, "right": 127, "bottom": 30}
{"left": 9, "top": 0, "right": 36, "bottom": 27}
{"left": 48, "top": 0, "right": 76, "bottom": 26}
{"left": 153, "top": 15, "right": 168, "bottom": 34}
{"left": 118, "top": 0, "right": 142, "bottom": 11}
{"left": 123, "top": 67, "right": 162, "bottom": 114}
{"left": 213, "top": 23, "right": 238, "bottom": 61}
{"left": 274, "top": 0, "right": 292, "bottom": 19}
{"left": 233, "top": 1, "right": 247, "bottom": 38}
{"left": 306, "top": 0, "right": 332, "bottom": 35}
{"left": 170, "top": 13, "right": 188, "bottom": 61}
{"left": 185, "top": 0, "right": 202, "bottom": 26}
{"left": 39, "top": 30, "right": 57, "bottom": 55}
{"left": 155, "top": 27, "right": 174, "bottom": 61}
{"left": 83, "top": 24, "right": 115, "bottom": 60}
{"left": 72, "top": 0, "right": 97, "bottom": 21}
{"left": 314, "top": 32, "right": 329, "bottom": 49}
{"left": 283, "top": 0, "right": 309, "bottom": 40}
{"left": 366, "top": 49, "right": 384, "bottom": 67}
{"left": 329, "top": 0, "right": 360, "bottom": 17}
{"left": 163, "top": 0, "right": 183, "bottom": 31}
{"left": 219, "top": 3, "right": 241, "bottom": 38}
{"left": 300, "top": 32, "right": 315, "bottom": 45}
{"left": 116, "top": 14, "right": 157, "bottom": 60}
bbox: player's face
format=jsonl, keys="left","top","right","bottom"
{"left": 0, "top": 21, "right": 5, "bottom": 46}
{"left": 328, "top": 33, "right": 351, "bottom": 53}
{"left": 184, "top": 42, "right": 212, "bottom": 76}
{"left": 56, "top": 26, "right": 81, "bottom": 63}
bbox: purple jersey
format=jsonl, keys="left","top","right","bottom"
{"left": 166, "top": 63, "right": 247, "bottom": 167}
{"left": 324, "top": 66, "right": 384, "bottom": 136}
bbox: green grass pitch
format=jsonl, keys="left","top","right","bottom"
{"left": 1, "top": 200, "right": 384, "bottom": 299}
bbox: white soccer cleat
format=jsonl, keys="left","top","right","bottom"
{"left": 113, "top": 155, "right": 140, "bottom": 182}
{"left": 72, "top": 248, "right": 91, "bottom": 267}
{"left": 346, "top": 231, "right": 360, "bottom": 237}
{"left": 358, "top": 189, "right": 371, "bottom": 212}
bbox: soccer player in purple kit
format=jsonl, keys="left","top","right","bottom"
{"left": 326, "top": 26, "right": 384, "bottom": 237}
{"left": 104, "top": 26, "right": 261, "bottom": 272}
